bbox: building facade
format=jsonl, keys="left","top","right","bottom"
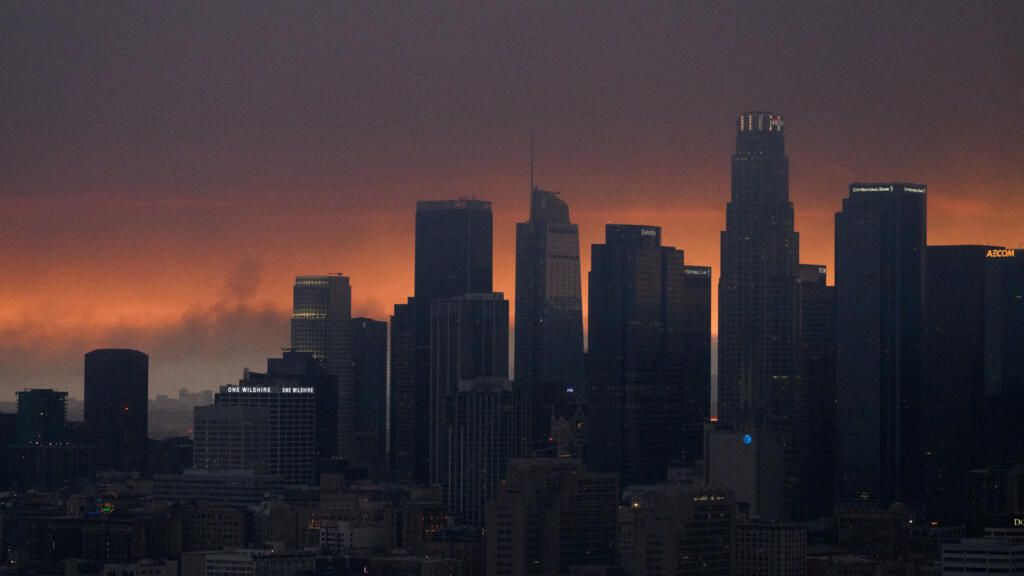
{"left": 290, "top": 274, "right": 353, "bottom": 459}
{"left": 514, "top": 186, "right": 585, "bottom": 447}
{"left": 587, "top": 224, "right": 691, "bottom": 485}
{"left": 84, "top": 349, "right": 149, "bottom": 474}
{"left": 835, "top": 182, "right": 926, "bottom": 505}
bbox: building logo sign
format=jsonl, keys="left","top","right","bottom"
{"left": 640, "top": 229, "right": 657, "bottom": 238}
{"left": 282, "top": 387, "right": 314, "bottom": 394}
{"left": 226, "top": 386, "right": 272, "bottom": 394}
{"left": 988, "top": 249, "right": 1016, "bottom": 258}
{"left": 1014, "top": 517, "right": 1024, "bottom": 527}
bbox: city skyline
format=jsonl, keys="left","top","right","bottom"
{"left": 2, "top": 2, "right": 1023, "bottom": 398}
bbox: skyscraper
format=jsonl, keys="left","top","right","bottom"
{"left": 587, "top": 224, "right": 690, "bottom": 485}
{"left": 797, "top": 264, "right": 836, "bottom": 519}
{"left": 835, "top": 182, "right": 926, "bottom": 505}
{"left": 982, "top": 248, "right": 1024, "bottom": 469}
{"left": 290, "top": 274, "right": 353, "bottom": 459}
{"left": 922, "top": 245, "right": 999, "bottom": 523}
{"left": 514, "top": 187, "right": 584, "bottom": 445}
{"left": 415, "top": 199, "right": 493, "bottom": 301}
{"left": 390, "top": 199, "right": 494, "bottom": 484}
{"left": 85, "top": 349, "right": 149, "bottom": 473}
{"left": 353, "top": 317, "right": 388, "bottom": 473}
{"left": 429, "top": 292, "right": 508, "bottom": 485}
{"left": 682, "top": 265, "right": 713, "bottom": 462}
{"left": 718, "top": 111, "right": 800, "bottom": 434}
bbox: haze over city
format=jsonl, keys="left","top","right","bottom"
{"left": 2, "top": 1, "right": 1022, "bottom": 398}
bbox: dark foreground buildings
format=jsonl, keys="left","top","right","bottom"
{"left": 85, "top": 348, "right": 149, "bottom": 474}
{"left": 835, "top": 182, "right": 926, "bottom": 506}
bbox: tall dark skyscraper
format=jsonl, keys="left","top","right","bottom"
{"left": 290, "top": 274, "right": 354, "bottom": 459}
{"left": 514, "top": 187, "right": 584, "bottom": 444}
{"left": 798, "top": 263, "right": 836, "bottom": 519}
{"left": 390, "top": 199, "right": 494, "bottom": 484}
{"left": 682, "top": 265, "right": 712, "bottom": 462}
{"left": 352, "top": 317, "right": 388, "bottom": 473}
{"left": 982, "top": 249, "right": 1024, "bottom": 470}
{"left": 415, "top": 199, "right": 493, "bottom": 301}
{"left": 84, "top": 349, "right": 149, "bottom": 473}
{"left": 388, "top": 299, "right": 418, "bottom": 481}
{"left": 922, "top": 245, "right": 1000, "bottom": 523}
{"left": 718, "top": 111, "right": 800, "bottom": 434}
{"left": 835, "top": 182, "right": 926, "bottom": 506}
{"left": 587, "top": 225, "right": 691, "bottom": 485}
{"left": 429, "top": 292, "right": 509, "bottom": 485}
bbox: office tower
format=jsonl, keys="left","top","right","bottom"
{"left": 85, "top": 349, "right": 149, "bottom": 473}
{"left": 797, "top": 264, "right": 836, "bottom": 520}
{"left": 415, "top": 199, "right": 493, "bottom": 301}
{"left": 733, "top": 520, "right": 807, "bottom": 576}
{"left": 486, "top": 458, "right": 619, "bottom": 576}
{"left": 625, "top": 484, "right": 735, "bottom": 576}
{"left": 16, "top": 389, "right": 67, "bottom": 445}
{"left": 983, "top": 249, "right": 1024, "bottom": 469}
{"left": 923, "top": 245, "right": 1000, "bottom": 524}
{"left": 290, "top": 274, "right": 353, "bottom": 459}
{"left": 388, "top": 299, "right": 418, "bottom": 481}
{"left": 835, "top": 182, "right": 926, "bottom": 505}
{"left": 442, "top": 378, "right": 529, "bottom": 528}
{"left": 352, "top": 317, "right": 388, "bottom": 473}
{"left": 429, "top": 292, "right": 508, "bottom": 485}
{"left": 943, "top": 526, "right": 1024, "bottom": 574}
{"left": 194, "top": 351, "right": 330, "bottom": 485}
{"left": 682, "top": 265, "right": 713, "bottom": 461}
{"left": 587, "top": 224, "right": 690, "bottom": 485}
{"left": 718, "top": 112, "right": 800, "bottom": 433}
{"left": 514, "top": 187, "right": 585, "bottom": 446}
{"left": 389, "top": 199, "right": 493, "bottom": 485}
{"left": 705, "top": 430, "right": 785, "bottom": 520}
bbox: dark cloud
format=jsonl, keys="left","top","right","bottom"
{"left": 0, "top": 300, "right": 288, "bottom": 400}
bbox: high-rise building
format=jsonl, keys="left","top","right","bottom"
{"left": 441, "top": 378, "right": 530, "bottom": 528}
{"left": 587, "top": 224, "right": 690, "bottom": 485}
{"left": 85, "top": 349, "right": 149, "bottom": 473}
{"left": 388, "top": 299, "right": 418, "bottom": 481}
{"left": 797, "top": 264, "right": 836, "bottom": 520}
{"left": 16, "top": 389, "right": 67, "bottom": 445}
{"left": 682, "top": 265, "right": 713, "bottom": 462}
{"left": 835, "top": 182, "right": 926, "bottom": 505}
{"left": 194, "top": 351, "right": 331, "bottom": 485}
{"left": 982, "top": 249, "right": 1024, "bottom": 469}
{"left": 389, "top": 199, "right": 493, "bottom": 485}
{"left": 429, "top": 292, "right": 508, "bottom": 485}
{"left": 352, "top": 317, "right": 388, "bottom": 473}
{"left": 514, "top": 187, "right": 585, "bottom": 446}
{"left": 486, "top": 458, "right": 619, "bottom": 576}
{"left": 290, "top": 275, "right": 353, "bottom": 460}
{"left": 718, "top": 111, "right": 800, "bottom": 433}
{"left": 923, "top": 245, "right": 1000, "bottom": 523}
{"left": 415, "top": 199, "right": 493, "bottom": 302}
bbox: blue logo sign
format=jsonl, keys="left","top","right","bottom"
{"left": 743, "top": 434, "right": 752, "bottom": 445}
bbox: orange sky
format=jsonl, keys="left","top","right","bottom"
{"left": 1, "top": 2, "right": 1022, "bottom": 398}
